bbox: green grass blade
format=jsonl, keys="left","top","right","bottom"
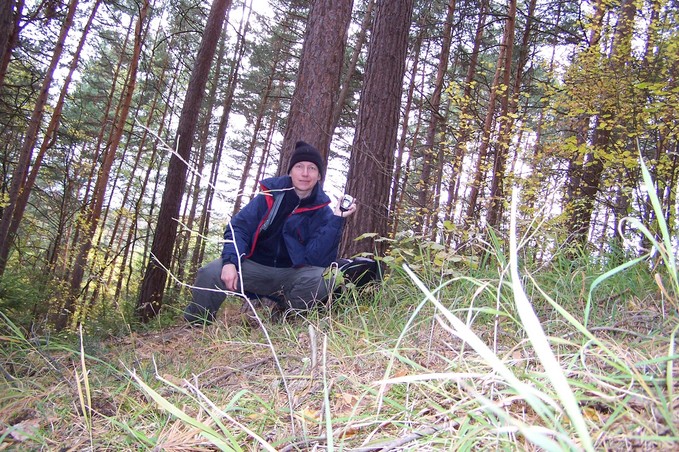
{"left": 509, "top": 187, "right": 594, "bottom": 452}
{"left": 669, "top": 324, "right": 678, "bottom": 400}
{"left": 401, "top": 265, "right": 556, "bottom": 419}
{"left": 637, "top": 149, "right": 677, "bottom": 277}
{"left": 128, "top": 369, "right": 237, "bottom": 451}
{"left": 585, "top": 253, "right": 648, "bottom": 328}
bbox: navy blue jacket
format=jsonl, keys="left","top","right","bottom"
{"left": 221, "top": 176, "right": 344, "bottom": 269}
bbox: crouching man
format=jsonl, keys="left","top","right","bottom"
{"left": 184, "top": 140, "right": 357, "bottom": 325}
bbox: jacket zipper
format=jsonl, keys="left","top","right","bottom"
{"left": 273, "top": 201, "right": 300, "bottom": 267}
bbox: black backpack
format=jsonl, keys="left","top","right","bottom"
{"left": 332, "top": 257, "right": 382, "bottom": 289}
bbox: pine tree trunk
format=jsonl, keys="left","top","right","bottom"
{"left": 249, "top": 89, "right": 284, "bottom": 199}
{"left": 521, "top": 0, "right": 560, "bottom": 226}
{"left": 446, "top": 2, "right": 486, "bottom": 225}
{"left": 464, "top": 33, "right": 507, "bottom": 226}
{"left": 0, "top": 0, "right": 22, "bottom": 89}
{"left": 330, "top": 0, "right": 374, "bottom": 134}
{"left": 0, "top": 0, "right": 79, "bottom": 277}
{"left": 56, "top": 0, "right": 149, "bottom": 330}
{"left": 486, "top": 0, "right": 518, "bottom": 229}
{"left": 47, "top": 144, "right": 82, "bottom": 276}
{"left": 417, "top": 0, "right": 456, "bottom": 237}
{"left": 232, "top": 70, "right": 276, "bottom": 215}
{"left": 92, "top": 15, "right": 171, "bottom": 311}
{"left": 343, "top": 0, "right": 414, "bottom": 257}
{"left": 177, "top": 17, "right": 230, "bottom": 286}
{"left": 137, "top": 0, "right": 232, "bottom": 322}
{"left": 279, "top": 0, "right": 353, "bottom": 172}
{"left": 190, "top": 3, "right": 252, "bottom": 272}
{"left": 388, "top": 23, "right": 423, "bottom": 236}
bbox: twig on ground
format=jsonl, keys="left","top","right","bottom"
{"left": 203, "top": 356, "right": 276, "bottom": 387}
{"left": 588, "top": 326, "right": 657, "bottom": 340}
{"left": 352, "top": 426, "right": 439, "bottom": 451}
{"left": 278, "top": 436, "right": 328, "bottom": 452}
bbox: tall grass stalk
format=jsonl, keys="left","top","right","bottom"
{"left": 76, "top": 325, "right": 93, "bottom": 440}
{"left": 398, "top": 265, "right": 579, "bottom": 450}
{"left": 587, "top": 152, "right": 679, "bottom": 325}
{"left": 321, "top": 333, "right": 334, "bottom": 451}
{"left": 128, "top": 367, "right": 242, "bottom": 450}
{"left": 668, "top": 324, "right": 678, "bottom": 401}
{"left": 508, "top": 187, "right": 594, "bottom": 451}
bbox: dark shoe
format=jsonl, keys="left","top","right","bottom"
{"left": 260, "top": 296, "right": 286, "bottom": 323}
{"left": 239, "top": 298, "right": 261, "bottom": 327}
{"left": 184, "top": 306, "right": 215, "bottom": 326}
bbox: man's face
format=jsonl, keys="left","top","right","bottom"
{"left": 289, "top": 161, "right": 321, "bottom": 197}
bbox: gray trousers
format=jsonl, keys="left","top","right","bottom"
{"left": 183, "top": 258, "right": 328, "bottom": 323}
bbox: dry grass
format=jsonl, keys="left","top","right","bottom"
{"left": 1, "top": 281, "right": 677, "bottom": 451}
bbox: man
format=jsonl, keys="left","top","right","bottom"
{"left": 184, "top": 140, "right": 357, "bottom": 325}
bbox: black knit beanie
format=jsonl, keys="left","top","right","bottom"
{"left": 287, "top": 141, "right": 324, "bottom": 179}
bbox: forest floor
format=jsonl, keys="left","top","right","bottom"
{"left": 2, "top": 267, "right": 679, "bottom": 451}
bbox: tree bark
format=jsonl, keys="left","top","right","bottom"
{"left": 417, "top": 0, "right": 456, "bottom": 236}
{"left": 191, "top": 4, "right": 251, "bottom": 272}
{"left": 232, "top": 65, "right": 277, "bottom": 215}
{"left": 445, "top": 1, "right": 486, "bottom": 226}
{"left": 0, "top": 0, "right": 22, "bottom": 90}
{"left": 137, "top": 0, "right": 232, "bottom": 322}
{"left": 91, "top": 10, "right": 170, "bottom": 311}
{"left": 388, "top": 19, "right": 424, "bottom": 236}
{"left": 278, "top": 0, "right": 353, "bottom": 173}
{"left": 464, "top": 29, "right": 508, "bottom": 226}
{"left": 56, "top": 0, "right": 149, "bottom": 331}
{"left": 176, "top": 12, "right": 231, "bottom": 286}
{"left": 0, "top": 0, "right": 79, "bottom": 277}
{"left": 486, "top": 0, "right": 518, "bottom": 229}
{"left": 343, "top": 0, "right": 414, "bottom": 257}
{"left": 329, "top": 0, "right": 374, "bottom": 134}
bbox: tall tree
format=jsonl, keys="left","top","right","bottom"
{"left": 565, "top": 0, "right": 637, "bottom": 247}
{"left": 464, "top": 1, "right": 516, "bottom": 227}
{"left": 343, "top": 0, "right": 414, "bottom": 257}
{"left": 56, "top": 0, "right": 149, "bottom": 331}
{"left": 191, "top": 19, "right": 248, "bottom": 271}
{"left": 278, "top": 0, "right": 353, "bottom": 172}
{"left": 485, "top": 0, "right": 517, "bottom": 229}
{"left": 416, "top": 0, "right": 456, "bottom": 236}
{"left": 0, "top": 0, "right": 22, "bottom": 89}
{"left": 0, "top": 0, "right": 78, "bottom": 277}
{"left": 137, "top": 0, "right": 232, "bottom": 322}
{"left": 232, "top": 70, "right": 277, "bottom": 214}
{"left": 330, "top": 0, "right": 374, "bottom": 134}
{"left": 388, "top": 12, "right": 426, "bottom": 236}
{"left": 176, "top": 9, "right": 233, "bottom": 285}
{"left": 445, "top": 0, "right": 487, "bottom": 228}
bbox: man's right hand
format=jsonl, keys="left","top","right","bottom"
{"left": 221, "top": 263, "right": 239, "bottom": 291}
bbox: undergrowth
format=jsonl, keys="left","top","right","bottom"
{"left": 1, "top": 235, "right": 677, "bottom": 450}
{"left": 1, "top": 159, "right": 677, "bottom": 450}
